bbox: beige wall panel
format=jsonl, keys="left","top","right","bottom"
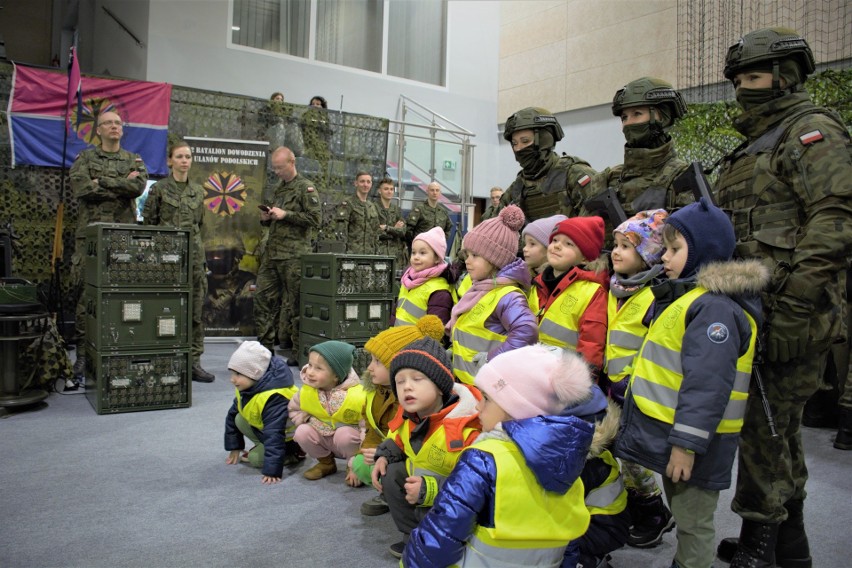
{"left": 499, "top": 75, "right": 568, "bottom": 121}
{"left": 500, "top": 4, "right": 569, "bottom": 58}
{"left": 501, "top": 0, "right": 567, "bottom": 24}
{"left": 565, "top": 0, "right": 674, "bottom": 34}
{"left": 499, "top": 39, "right": 568, "bottom": 91}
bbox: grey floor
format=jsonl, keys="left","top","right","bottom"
{"left": 1, "top": 341, "right": 848, "bottom": 568}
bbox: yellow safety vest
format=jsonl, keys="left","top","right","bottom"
{"left": 458, "top": 438, "right": 590, "bottom": 568}
{"left": 585, "top": 449, "right": 627, "bottom": 516}
{"left": 527, "top": 286, "right": 540, "bottom": 316}
{"left": 457, "top": 273, "right": 472, "bottom": 298}
{"left": 236, "top": 386, "right": 299, "bottom": 430}
{"left": 299, "top": 384, "right": 366, "bottom": 428}
{"left": 539, "top": 280, "right": 602, "bottom": 350}
{"left": 630, "top": 287, "right": 756, "bottom": 434}
{"left": 605, "top": 288, "right": 654, "bottom": 384}
{"left": 395, "top": 277, "right": 456, "bottom": 326}
{"left": 451, "top": 286, "right": 520, "bottom": 385}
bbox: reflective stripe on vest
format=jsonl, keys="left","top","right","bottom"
{"left": 451, "top": 286, "right": 520, "bottom": 384}
{"left": 605, "top": 288, "right": 654, "bottom": 383}
{"left": 630, "top": 287, "right": 756, "bottom": 435}
{"left": 298, "top": 384, "right": 366, "bottom": 428}
{"left": 395, "top": 277, "right": 455, "bottom": 326}
{"left": 539, "top": 279, "right": 601, "bottom": 350}
{"left": 584, "top": 450, "right": 627, "bottom": 516}
{"left": 237, "top": 386, "right": 299, "bottom": 430}
{"left": 458, "top": 437, "right": 589, "bottom": 568}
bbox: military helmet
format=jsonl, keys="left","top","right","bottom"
{"left": 503, "top": 107, "right": 565, "bottom": 143}
{"left": 723, "top": 27, "right": 815, "bottom": 81}
{"left": 611, "top": 77, "right": 687, "bottom": 120}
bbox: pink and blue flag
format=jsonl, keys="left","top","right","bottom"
{"left": 7, "top": 64, "right": 172, "bottom": 174}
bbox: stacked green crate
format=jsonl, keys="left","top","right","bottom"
{"left": 82, "top": 223, "right": 192, "bottom": 414}
{"left": 298, "top": 254, "right": 396, "bottom": 374}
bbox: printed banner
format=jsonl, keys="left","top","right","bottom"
{"left": 8, "top": 64, "right": 172, "bottom": 175}
{"left": 187, "top": 137, "right": 268, "bottom": 337}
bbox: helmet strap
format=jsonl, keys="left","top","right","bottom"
{"left": 772, "top": 59, "right": 782, "bottom": 97}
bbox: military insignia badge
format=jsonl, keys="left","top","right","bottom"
{"left": 799, "top": 130, "right": 823, "bottom": 145}
{"left": 203, "top": 171, "right": 247, "bottom": 217}
{"left": 577, "top": 174, "right": 591, "bottom": 187}
{"left": 707, "top": 322, "right": 729, "bottom": 344}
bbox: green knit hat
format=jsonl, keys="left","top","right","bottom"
{"left": 310, "top": 340, "right": 355, "bottom": 383}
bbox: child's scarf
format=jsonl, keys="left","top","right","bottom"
{"left": 446, "top": 274, "right": 515, "bottom": 331}
{"left": 609, "top": 264, "right": 664, "bottom": 299}
{"left": 401, "top": 262, "right": 448, "bottom": 290}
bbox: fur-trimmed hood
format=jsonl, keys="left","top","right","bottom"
{"left": 588, "top": 400, "right": 621, "bottom": 459}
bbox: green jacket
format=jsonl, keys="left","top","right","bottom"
{"left": 501, "top": 153, "right": 596, "bottom": 222}
{"left": 406, "top": 201, "right": 451, "bottom": 241}
{"left": 337, "top": 197, "right": 381, "bottom": 254}
{"left": 142, "top": 176, "right": 205, "bottom": 266}
{"left": 263, "top": 174, "right": 321, "bottom": 260}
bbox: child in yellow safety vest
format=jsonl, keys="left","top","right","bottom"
{"left": 404, "top": 344, "right": 595, "bottom": 568}
{"left": 607, "top": 209, "right": 677, "bottom": 548}
{"left": 447, "top": 205, "right": 539, "bottom": 385}
{"left": 224, "top": 341, "right": 301, "bottom": 484}
{"left": 288, "top": 340, "right": 366, "bottom": 482}
{"left": 614, "top": 199, "right": 768, "bottom": 568}
{"left": 351, "top": 315, "right": 445, "bottom": 517}
{"left": 521, "top": 214, "right": 566, "bottom": 315}
{"left": 371, "top": 336, "right": 482, "bottom": 559}
{"left": 394, "top": 226, "right": 457, "bottom": 328}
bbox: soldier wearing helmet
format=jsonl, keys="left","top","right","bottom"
{"left": 500, "top": 107, "right": 596, "bottom": 224}
{"left": 581, "top": 77, "right": 693, "bottom": 245}
{"left": 713, "top": 28, "right": 852, "bottom": 568}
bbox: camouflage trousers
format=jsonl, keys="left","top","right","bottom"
{"left": 621, "top": 459, "right": 662, "bottom": 497}
{"left": 190, "top": 263, "right": 207, "bottom": 364}
{"left": 70, "top": 240, "right": 86, "bottom": 345}
{"left": 254, "top": 257, "right": 301, "bottom": 353}
{"left": 732, "top": 349, "right": 827, "bottom": 523}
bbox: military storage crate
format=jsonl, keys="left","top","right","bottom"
{"left": 298, "top": 333, "right": 370, "bottom": 375}
{"left": 83, "top": 286, "right": 191, "bottom": 351}
{"left": 300, "top": 292, "right": 393, "bottom": 339}
{"left": 300, "top": 254, "right": 394, "bottom": 297}
{"left": 84, "top": 223, "right": 190, "bottom": 288}
{"left": 84, "top": 347, "right": 191, "bottom": 414}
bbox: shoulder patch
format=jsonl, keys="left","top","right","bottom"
{"left": 799, "top": 130, "right": 823, "bottom": 145}
{"left": 707, "top": 322, "right": 729, "bottom": 344}
{"left": 306, "top": 186, "right": 315, "bottom": 192}
{"left": 577, "top": 174, "right": 591, "bottom": 187}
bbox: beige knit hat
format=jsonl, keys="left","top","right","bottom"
{"left": 228, "top": 341, "right": 272, "bottom": 381}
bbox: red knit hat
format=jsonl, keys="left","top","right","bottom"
{"left": 550, "top": 216, "right": 605, "bottom": 261}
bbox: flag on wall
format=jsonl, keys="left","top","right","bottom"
{"left": 66, "top": 47, "right": 82, "bottom": 133}
{"left": 8, "top": 64, "right": 172, "bottom": 174}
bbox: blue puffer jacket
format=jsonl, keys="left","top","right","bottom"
{"left": 224, "top": 356, "right": 295, "bottom": 478}
{"left": 403, "top": 414, "right": 594, "bottom": 568}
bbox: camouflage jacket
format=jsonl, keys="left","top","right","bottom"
{"left": 69, "top": 146, "right": 148, "bottom": 237}
{"left": 406, "top": 201, "right": 451, "bottom": 241}
{"left": 142, "top": 176, "right": 205, "bottom": 266}
{"left": 715, "top": 91, "right": 852, "bottom": 345}
{"left": 583, "top": 140, "right": 692, "bottom": 243}
{"left": 481, "top": 203, "right": 502, "bottom": 221}
{"left": 501, "top": 152, "right": 596, "bottom": 222}
{"left": 375, "top": 200, "right": 408, "bottom": 269}
{"left": 337, "top": 197, "right": 381, "bottom": 254}
{"left": 263, "top": 174, "right": 321, "bottom": 260}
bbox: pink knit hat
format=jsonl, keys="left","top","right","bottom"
{"left": 463, "top": 205, "right": 525, "bottom": 269}
{"left": 413, "top": 226, "right": 447, "bottom": 259}
{"left": 474, "top": 344, "right": 592, "bottom": 419}
{"left": 550, "top": 216, "right": 605, "bottom": 261}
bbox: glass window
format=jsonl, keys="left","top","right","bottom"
{"left": 388, "top": 0, "right": 446, "bottom": 86}
{"left": 315, "top": 0, "right": 383, "bottom": 73}
{"left": 232, "top": 0, "right": 309, "bottom": 58}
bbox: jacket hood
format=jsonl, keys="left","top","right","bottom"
{"left": 247, "top": 355, "right": 294, "bottom": 395}
{"left": 588, "top": 400, "right": 621, "bottom": 459}
{"left": 697, "top": 258, "right": 769, "bottom": 324}
{"left": 502, "top": 415, "right": 594, "bottom": 494}
{"left": 497, "top": 257, "right": 532, "bottom": 292}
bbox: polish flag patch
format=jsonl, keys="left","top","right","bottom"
{"left": 799, "top": 130, "right": 823, "bottom": 145}
{"left": 577, "top": 174, "right": 591, "bottom": 187}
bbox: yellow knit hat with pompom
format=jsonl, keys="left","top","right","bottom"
{"left": 365, "top": 315, "right": 445, "bottom": 368}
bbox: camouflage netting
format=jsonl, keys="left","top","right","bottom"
{"left": 0, "top": 61, "right": 388, "bottom": 331}
{"left": 673, "top": 1, "right": 851, "bottom": 177}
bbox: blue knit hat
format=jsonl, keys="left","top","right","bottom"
{"left": 665, "top": 198, "right": 735, "bottom": 278}
{"left": 310, "top": 340, "right": 355, "bottom": 383}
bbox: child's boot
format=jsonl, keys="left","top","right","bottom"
{"left": 303, "top": 454, "right": 337, "bottom": 480}
{"left": 626, "top": 490, "right": 675, "bottom": 548}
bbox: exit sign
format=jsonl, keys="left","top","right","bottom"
{"left": 442, "top": 160, "right": 456, "bottom": 171}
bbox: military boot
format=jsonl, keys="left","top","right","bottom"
{"left": 192, "top": 364, "right": 215, "bottom": 383}
{"left": 626, "top": 490, "right": 676, "bottom": 548}
{"left": 729, "top": 521, "right": 779, "bottom": 568}
{"left": 834, "top": 408, "right": 852, "bottom": 450}
{"left": 303, "top": 454, "right": 337, "bottom": 480}
{"left": 719, "top": 504, "right": 812, "bottom": 567}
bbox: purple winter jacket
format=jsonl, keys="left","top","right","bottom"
{"left": 482, "top": 257, "right": 539, "bottom": 360}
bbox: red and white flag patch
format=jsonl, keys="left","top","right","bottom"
{"left": 577, "top": 174, "right": 591, "bottom": 187}
{"left": 799, "top": 130, "right": 823, "bottom": 145}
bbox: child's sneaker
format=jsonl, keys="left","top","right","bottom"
{"left": 360, "top": 493, "right": 389, "bottom": 516}
{"left": 389, "top": 541, "right": 405, "bottom": 559}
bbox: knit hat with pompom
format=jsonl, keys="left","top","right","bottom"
{"left": 462, "top": 204, "right": 526, "bottom": 269}
{"left": 364, "top": 315, "right": 445, "bottom": 368}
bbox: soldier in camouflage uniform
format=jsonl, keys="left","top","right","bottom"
{"left": 480, "top": 186, "right": 503, "bottom": 221}
{"left": 374, "top": 177, "right": 408, "bottom": 274}
{"left": 582, "top": 78, "right": 693, "bottom": 247}
{"left": 336, "top": 171, "right": 380, "bottom": 254}
{"left": 712, "top": 28, "right": 852, "bottom": 568}
{"left": 500, "top": 107, "right": 596, "bottom": 223}
{"left": 68, "top": 111, "right": 148, "bottom": 388}
{"left": 254, "top": 147, "right": 321, "bottom": 365}
{"left": 405, "top": 182, "right": 452, "bottom": 245}
{"left": 142, "top": 140, "right": 214, "bottom": 382}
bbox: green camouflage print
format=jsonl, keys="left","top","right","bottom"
{"left": 716, "top": 90, "right": 852, "bottom": 523}
{"left": 480, "top": 204, "right": 502, "bottom": 221}
{"left": 405, "top": 202, "right": 451, "bottom": 242}
{"left": 254, "top": 259, "right": 301, "bottom": 352}
{"left": 501, "top": 153, "right": 596, "bottom": 222}
{"left": 142, "top": 176, "right": 207, "bottom": 363}
{"left": 581, "top": 140, "right": 693, "bottom": 246}
{"left": 375, "top": 200, "right": 408, "bottom": 272}
{"left": 336, "top": 197, "right": 381, "bottom": 254}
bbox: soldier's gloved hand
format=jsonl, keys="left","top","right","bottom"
{"left": 766, "top": 297, "right": 810, "bottom": 363}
